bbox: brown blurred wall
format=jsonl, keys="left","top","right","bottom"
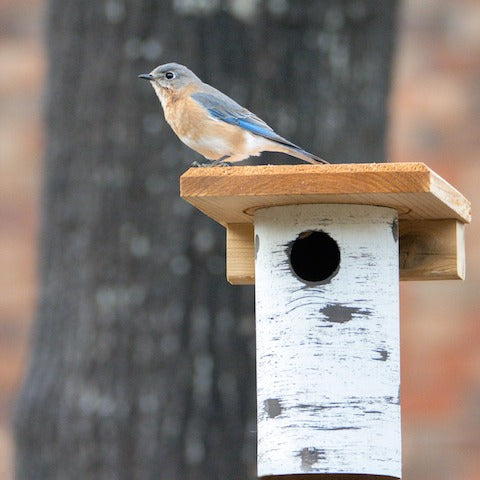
{"left": 1, "top": 0, "right": 479, "bottom": 479}
{"left": 0, "top": 0, "right": 44, "bottom": 478}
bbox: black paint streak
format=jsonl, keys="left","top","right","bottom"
{"left": 286, "top": 294, "right": 328, "bottom": 314}
{"left": 254, "top": 234, "right": 259, "bottom": 259}
{"left": 297, "top": 403, "right": 329, "bottom": 412}
{"left": 391, "top": 218, "right": 399, "bottom": 243}
{"left": 297, "top": 447, "right": 326, "bottom": 472}
{"left": 385, "top": 395, "right": 401, "bottom": 405}
{"left": 264, "top": 398, "right": 283, "bottom": 418}
{"left": 314, "top": 426, "right": 360, "bottom": 431}
{"left": 320, "top": 302, "right": 372, "bottom": 323}
{"left": 373, "top": 348, "right": 389, "bottom": 361}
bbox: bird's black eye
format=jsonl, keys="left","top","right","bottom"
{"left": 165, "top": 71, "right": 175, "bottom": 80}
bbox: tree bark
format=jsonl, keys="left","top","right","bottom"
{"left": 14, "top": 1, "right": 398, "bottom": 479}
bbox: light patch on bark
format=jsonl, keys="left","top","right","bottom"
{"left": 173, "top": 0, "right": 220, "bottom": 15}
{"left": 227, "top": 0, "right": 260, "bottom": 22}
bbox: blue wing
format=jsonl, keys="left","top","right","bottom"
{"left": 191, "top": 89, "right": 327, "bottom": 164}
{"left": 191, "top": 91, "right": 295, "bottom": 147}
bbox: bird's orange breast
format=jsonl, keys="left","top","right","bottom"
{"left": 161, "top": 86, "right": 247, "bottom": 160}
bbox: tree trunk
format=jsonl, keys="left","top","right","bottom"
{"left": 14, "top": 1, "right": 398, "bottom": 479}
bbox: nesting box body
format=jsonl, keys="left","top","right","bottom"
{"left": 255, "top": 204, "right": 400, "bottom": 476}
{"left": 180, "top": 163, "right": 471, "bottom": 479}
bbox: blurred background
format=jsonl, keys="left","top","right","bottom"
{"left": 1, "top": 0, "right": 479, "bottom": 478}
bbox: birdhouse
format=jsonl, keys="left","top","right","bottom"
{"left": 180, "top": 163, "right": 471, "bottom": 479}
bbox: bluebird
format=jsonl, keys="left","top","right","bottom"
{"left": 139, "top": 63, "right": 327, "bottom": 166}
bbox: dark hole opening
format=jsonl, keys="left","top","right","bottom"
{"left": 289, "top": 230, "right": 340, "bottom": 283}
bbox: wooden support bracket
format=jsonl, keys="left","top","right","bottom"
{"left": 226, "top": 223, "right": 256, "bottom": 284}
{"left": 399, "top": 219, "right": 465, "bottom": 280}
{"left": 226, "top": 218, "right": 465, "bottom": 284}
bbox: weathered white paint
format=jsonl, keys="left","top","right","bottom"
{"left": 255, "top": 204, "right": 401, "bottom": 478}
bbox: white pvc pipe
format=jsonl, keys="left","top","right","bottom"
{"left": 255, "top": 204, "right": 401, "bottom": 478}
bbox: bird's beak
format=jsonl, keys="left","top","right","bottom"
{"left": 138, "top": 73, "right": 154, "bottom": 81}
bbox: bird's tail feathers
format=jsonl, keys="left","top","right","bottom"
{"left": 276, "top": 143, "right": 328, "bottom": 164}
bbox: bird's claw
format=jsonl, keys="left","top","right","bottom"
{"left": 190, "top": 161, "right": 204, "bottom": 167}
{"left": 190, "top": 158, "right": 232, "bottom": 168}
{"left": 210, "top": 155, "right": 232, "bottom": 167}
{"left": 211, "top": 161, "right": 232, "bottom": 167}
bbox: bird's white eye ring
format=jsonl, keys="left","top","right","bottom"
{"left": 165, "top": 71, "right": 175, "bottom": 80}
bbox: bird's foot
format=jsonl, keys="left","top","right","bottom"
{"left": 210, "top": 156, "right": 232, "bottom": 167}
{"left": 211, "top": 161, "right": 232, "bottom": 167}
{"left": 190, "top": 157, "right": 232, "bottom": 168}
{"left": 190, "top": 160, "right": 211, "bottom": 168}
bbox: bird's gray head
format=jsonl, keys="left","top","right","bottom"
{"left": 138, "top": 63, "right": 201, "bottom": 91}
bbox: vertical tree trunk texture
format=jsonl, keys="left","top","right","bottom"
{"left": 14, "top": 1, "right": 397, "bottom": 479}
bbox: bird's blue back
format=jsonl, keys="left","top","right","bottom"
{"left": 191, "top": 91, "right": 301, "bottom": 150}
